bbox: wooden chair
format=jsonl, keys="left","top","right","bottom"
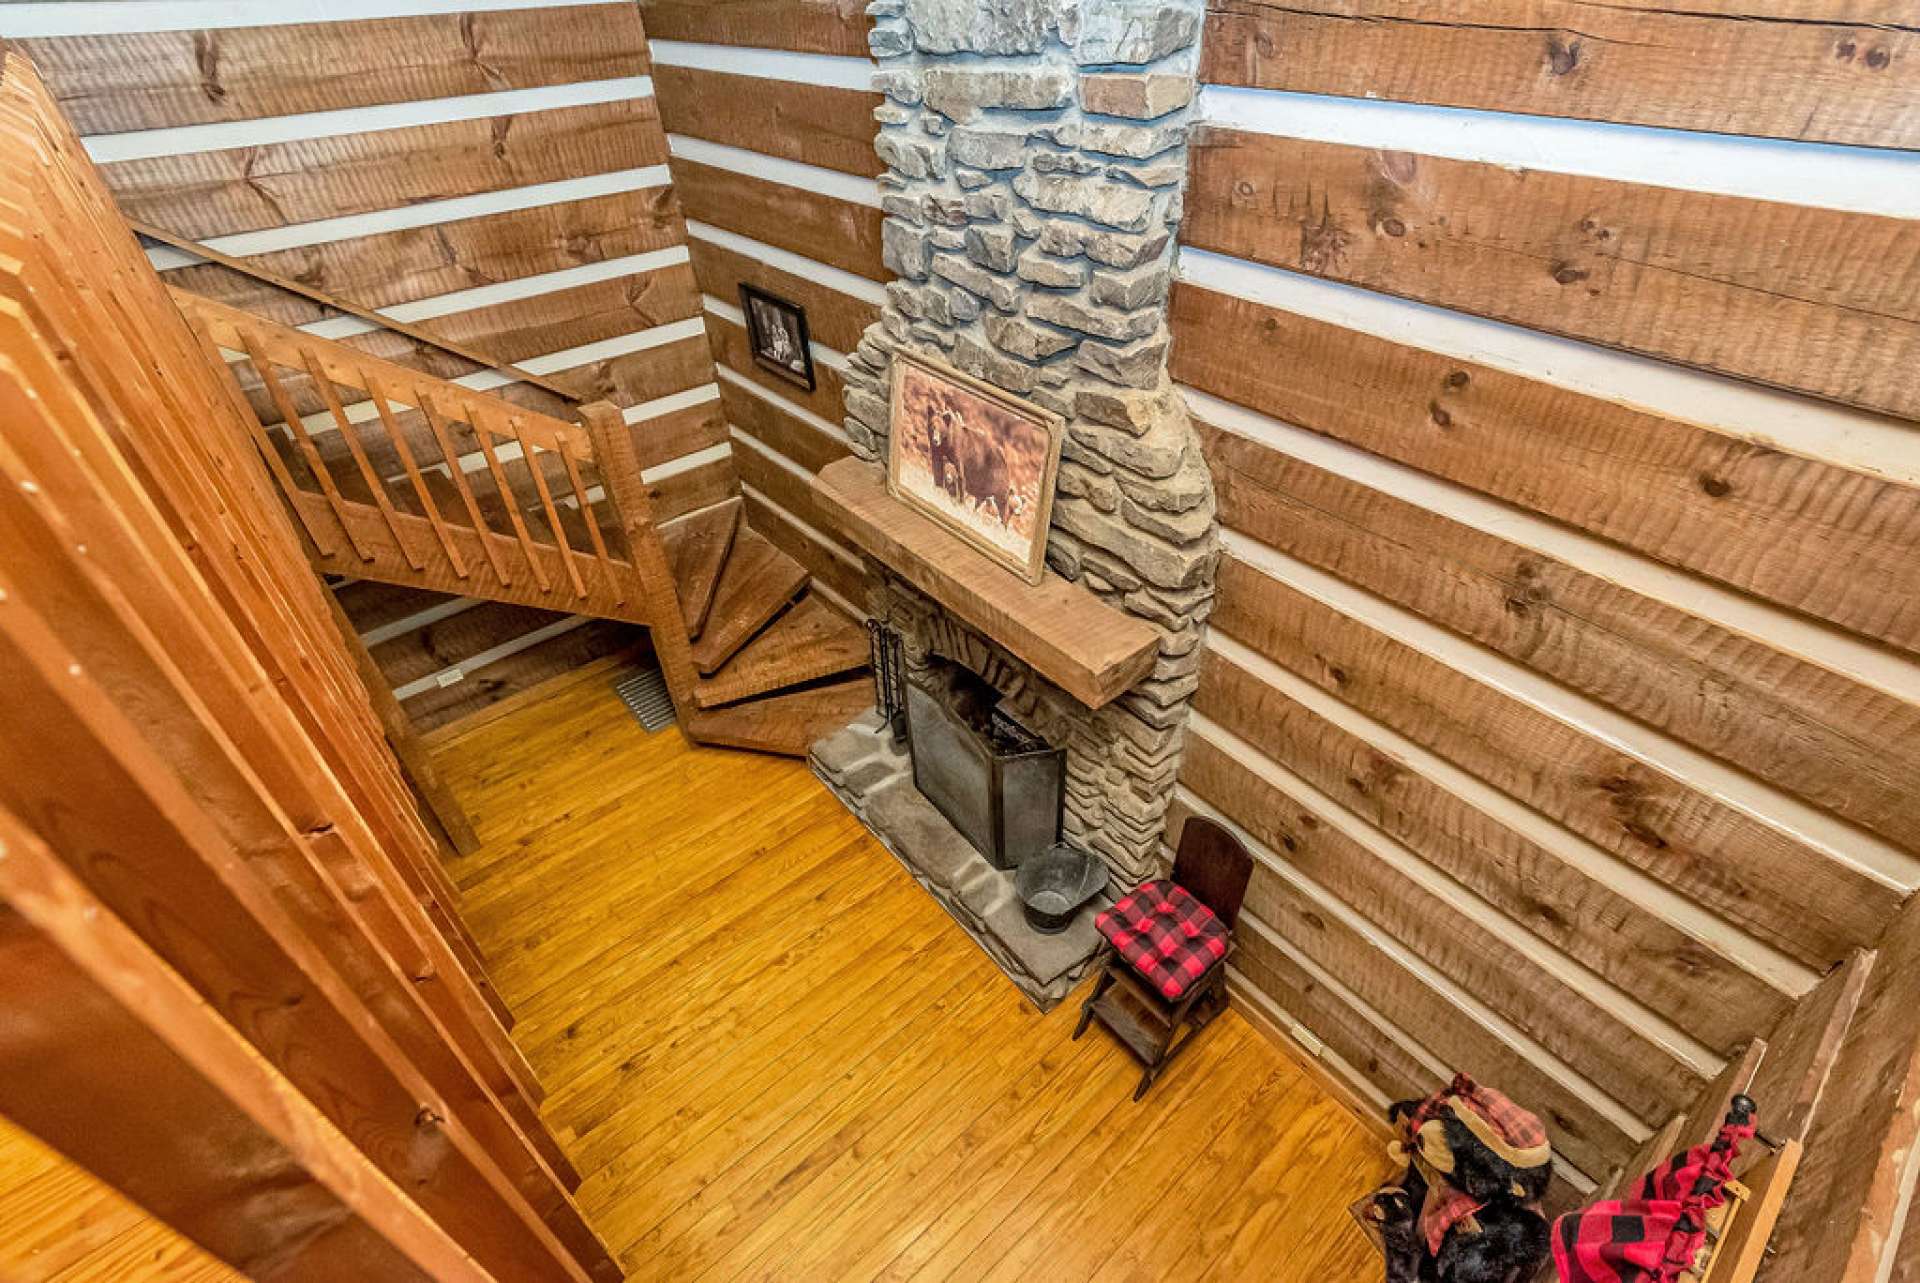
{"left": 1073, "top": 816, "right": 1254, "bottom": 1099}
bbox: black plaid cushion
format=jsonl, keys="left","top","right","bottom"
{"left": 1095, "top": 879, "right": 1228, "bottom": 999}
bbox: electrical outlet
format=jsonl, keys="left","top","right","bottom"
{"left": 1288, "top": 1022, "right": 1327, "bottom": 1058}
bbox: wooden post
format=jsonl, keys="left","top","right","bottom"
{"left": 580, "top": 400, "right": 700, "bottom": 715}
{"left": 246, "top": 333, "right": 373, "bottom": 562}
{"left": 559, "top": 443, "right": 619, "bottom": 602}
{"left": 306, "top": 348, "right": 423, "bottom": 570}
{"left": 473, "top": 413, "right": 552, "bottom": 594}
{"left": 1760, "top": 934, "right": 1911, "bottom": 1280}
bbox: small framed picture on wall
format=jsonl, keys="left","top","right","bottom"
{"left": 739, "top": 284, "right": 815, "bottom": 391}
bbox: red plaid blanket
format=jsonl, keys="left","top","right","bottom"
{"left": 1551, "top": 1118, "right": 1755, "bottom": 1283}
{"left": 1095, "top": 878, "right": 1229, "bottom": 1000}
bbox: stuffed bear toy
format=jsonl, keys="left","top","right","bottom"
{"left": 1370, "top": 1074, "right": 1553, "bottom": 1283}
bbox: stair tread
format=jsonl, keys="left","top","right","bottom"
{"left": 693, "top": 595, "right": 869, "bottom": 708}
{"left": 688, "top": 529, "right": 810, "bottom": 675}
{"left": 685, "top": 674, "right": 874, "bottom": 757}
{"left": 660, "top": 498, "right": 741, "bottom": 641}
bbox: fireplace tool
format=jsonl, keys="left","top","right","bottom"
{"left": 867, "top": 621, "right": 907, "bottom": 745}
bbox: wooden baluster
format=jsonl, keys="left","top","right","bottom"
{"left": 367, "top": 376, "right": 467, "bottom": 580}
{"left": 194, "top": 322, "right": 340, "bottom": 559}
{"left": 303, "top": 350, "right": 422, "bottom": 571}
{"left": 242, "top": 330, "right": 373, "bottom": 563}
{"left": 471, "top": 410, "right": 551, "bottom": 595}
{"left": 513, "top": 418, "right": 587, "bottom": 601}
{"left": 558, "top": 444, "right": 619, "bottom": 603}
{"left": 417, "top": 390, "right": 511, "bottom": 587}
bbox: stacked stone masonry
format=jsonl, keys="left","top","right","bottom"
{"left": 844, "top": 0, "right": 1219, "bottom": 887}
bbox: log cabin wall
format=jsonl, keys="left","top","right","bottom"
{"left": 629, "top": 0, "right": 1920, "bottom": 1203}
{"left": 0, "top": 0, "right": 737, "bottom": 727}
{"left": 636, "top": 0, "right": 881, "bottom": 614}
{"left": 1164, "top": 0, "right": 1920, "bottom": 1197}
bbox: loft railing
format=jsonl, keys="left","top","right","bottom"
{"left": 174, "top": 290, "right": 663, "bottom": 627}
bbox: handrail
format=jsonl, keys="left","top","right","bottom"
{"left": 137, "top": 218, "right": 582, "bottom": 402}
{"left": 172, "top": 290, "right": 592, "bottom": 458}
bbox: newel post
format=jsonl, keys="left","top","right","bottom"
{"left": 579, "top": 400, "right": 699, "bottom": 714}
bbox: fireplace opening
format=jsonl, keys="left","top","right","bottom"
{"left": 905, "top": 656, "right": 1064, "bottom": 871}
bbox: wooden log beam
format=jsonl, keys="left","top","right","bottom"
{"left": 1210, "top": 557, "right": 1901, "bottom": 969}
{"left": 1192, "top": 653, "right": 1790, "bottom": 1054}
{"left": 1170, "top": 284, "right": 1920, "bottom": 659}
{"left": 636, "top": 0, "right": 873, "bottom": 57}
{"left": 1201, "top": 0, "right": 1920, "bottom": 150}
{"left": 1195, "top": 418, "right": 1920, "bottom": 856}
{"left": 1183, "top": 734, "right": 1707, "bottom": 1125}
{"left": 22, "top": 5, "right": 650, "bottom": 134}
{"left": 101, "top": 98, "right": 668, "bottom": 240}
{"left": 1182, "top": 130, "right": 1920, "bottom": 420}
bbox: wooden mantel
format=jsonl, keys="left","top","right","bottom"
{"left": 811, "top": 457, "right": 1161, "bottom": 709}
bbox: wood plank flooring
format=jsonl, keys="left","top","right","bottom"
{"left": 0, "top": 1120, "right": 239, "bottom": 1282}
{"left": 434, "top": 666, "right": 1394, "bottom": 1281}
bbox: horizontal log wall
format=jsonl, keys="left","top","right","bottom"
{"left": 638, "top": 8, "right": 882, "bottom": 617}
{"left": 1171, "top": 0, "right": 1920, "bottom": 1200}
{"left": 3, "top": 0, "right": 735, "bottom": 717}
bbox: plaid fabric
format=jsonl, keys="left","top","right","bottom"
{"left": 1550, "top": 1117, "right": 1755, "bottom": 1283}
{"left": 1388, "top": 1075, "right": 1552, "bottom": 1255}
{"left": 1095, "top": 879, "right": 1228, "bottom": 999}
{"left": 1448, "top": 1077, "right": 1551, "bottom": 1169}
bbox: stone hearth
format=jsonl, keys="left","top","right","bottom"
{"left": 813, "top": 712, "right": 1107, "bottom": 1010}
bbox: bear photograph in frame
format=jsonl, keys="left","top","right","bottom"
{"left": 886, "top": 349, "right": 1064, "bottom": 585}
{"left": 739, "top": 283, "right": 815, "bottom": 391}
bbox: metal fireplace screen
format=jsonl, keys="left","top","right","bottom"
{"left": 905, "top": 660, "right": 1064, "bottom": 870}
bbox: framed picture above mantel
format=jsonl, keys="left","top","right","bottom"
{"left": 886, "top": 349, "right": 1064, "bottom": 585}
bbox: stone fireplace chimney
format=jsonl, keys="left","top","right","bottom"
{"left": 838, "top": 0, "right": 1219, "bottom": 888}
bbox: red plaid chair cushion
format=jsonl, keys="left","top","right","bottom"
{"left": 1095, "top": 879, "right": 1229, "bottom": 1000}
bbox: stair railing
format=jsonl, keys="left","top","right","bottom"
{"left": 174, "top": 290, "right": 660, "bottom": 628}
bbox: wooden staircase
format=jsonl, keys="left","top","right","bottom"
{"left": 672, "top": 500, "right": 873, "bottom": 754}
{"left": 175, "top": 292, "right": 869, "bottom": 756}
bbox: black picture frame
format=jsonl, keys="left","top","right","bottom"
{"left": 738, "top": 283, "right": 816, "bottom": 392}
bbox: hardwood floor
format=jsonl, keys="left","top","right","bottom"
{"left": 433, "top": 665, "right": 1394, "bottom": 1281}
{"left": 0, "top": 1121, "right": 239, "bottom": 1282}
